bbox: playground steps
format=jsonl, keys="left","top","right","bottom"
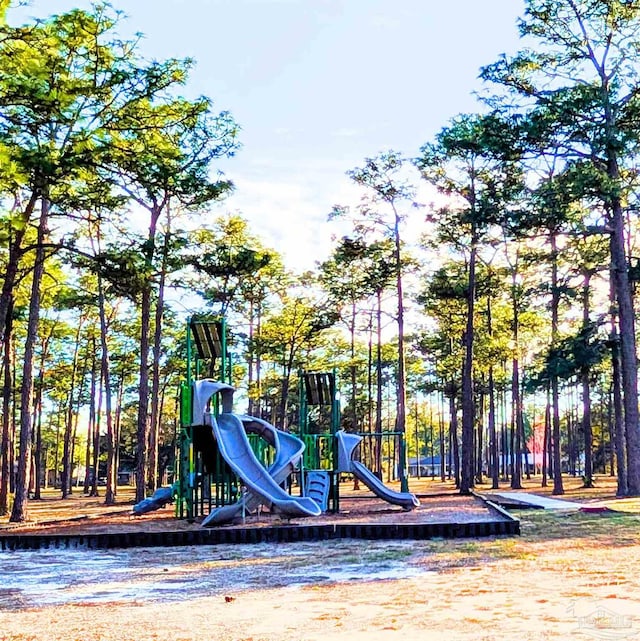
{"left": 304, "top": 471, "right": 332, "bottom": 512}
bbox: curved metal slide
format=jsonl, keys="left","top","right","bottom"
{"left": 202, "top": 415, "right": 310, "bottom": 526}
{"left": 336, "top": 429, "right": 420, "bottom": 510}
{"left": 206, "top": 412, "right": 321, "bottom": 522}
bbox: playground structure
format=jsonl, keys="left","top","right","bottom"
{"left": 135, "top": 317, "right": 419, "bottom": 523}
{"left": 296, "top": 370, "right": 418, "bottom": 512}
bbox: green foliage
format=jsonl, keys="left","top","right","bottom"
{"left": 258, "top": 291, "right": 339, "bottom": 369}
{"left": 332, "top": 150, "right": 416, "bottom": 238}
{"left": 417, "top": 112, "right": 526, "bottom": 232}
{"left": 527, "top": 321, "right": 607, "bottom": 390}
{"left": 184, "top": 214, "right": 283, "bottom": 317}
{"left": 319, "top": 236, "right": 395, "bottom": 309}
{"left": 481, "top": 0, "right": 640, "bottom": 182}
{"left": 0, "top": 5, "right": 135, "bottom": 199}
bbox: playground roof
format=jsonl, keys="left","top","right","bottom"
{"left": 303, "top": 372, "right": 335, "bottom": 406}
{"left": 190, "top": 319, "right": 224, "bottom": 360}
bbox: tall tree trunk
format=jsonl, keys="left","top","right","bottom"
{"left": 32, "top": 375, "right": 44, "bottom": 500}
{"left": 99, "top": 275, "right": 116, "bottom": 504}
{"left": 486, "top": 294, "right": 499, "bottom": 489}
{"left": 476, "top": 383, "right": 484, "bottom": 484}
{"left": 366, "top": 310, "right": 373, "bottom": 463}
{"left": 83, "top": 388, "right": 92, "bottom": 496}
{"left": 10, "top": 199, "right": 48, "bottom": 522}
{"left": 247, "top": 299, "right": 256, "bottom": 416}
{"left": 70, "top": 391, "right": 82, "bottom": 490}
{"left": 73, "top": 348, "right": 89, "bottom": 489}
{"left": 32, "top": 324, "right": 55, "bottom": 498}
{"left": 392, "top": 205, "right": 409, "bottom": 492}
{"left": 115, "top": 372, "right": 126, "bottom": 489}
{"left": 550, "top": 233, "right": 564, "bottom": 495}
{"left": 149, "top": 234, "right": 169, "bottom": 493}
{"left": 136, "top": 282, "right": 152, "bottom": 501}
{"left": 542, "top": 387, "right": 550, "bottom": 488}
{"left": 609, "top": 200, "right": 639, "bottom": 494}
{"left": 600, "top": 56, "right": 640, "bottom": 491}
{"left": 511, "top": 360, "right": 523, "bottom": 489}
{"left": 510, "top": 270, "right": 523, "bottom": 489}
{"left": 349, "top": 301, "right": 360, "bottom": 489}
{"left": 256, "top": 303, "right": 263, "bottom": 418}
{"left": 488, "top": 366, "right": 498, "bottom": 489}
{"left": 9, "top": 339, "right": 16, "bottom": 494}
{"left": 149, "top": 204, "right": 174, "bottom": 492}
{"left": 460, "top": 225, "right": 478, "bottom": 495}
{"left": 90, "top": 363, "right": 102, "bottom": 497}
{"left": 87, "top": 217, "right": 117, "bottom": 503}
{"left": 375, "top": 290, "right": 383, "bottom": 475}
{"left": 610, "top": 268, "right": 627, "bottom": 495}
{"left": 86, "top": 344, "right": 98, "bottom": 495}
{"left": 439, "top": 387, "right": 446, "bottom": 482}
{"left": 449, "top": 391, "right": 460, "bottom": 489}
{"left": 53, "top": 404, "right": 62, "bottom": 489}
{"left": 158, "top": 381, "right": 169, "bottom": 484}
{"left": 0, "top": 194, "right": 37, "bottom": 345}
{"left": 581, "top": 270, "right": 594, "bottom": 487}
{"left": 0, "top": 301, "right": 13, "bottom": 515}
{"left": 349, "top": 300, "right": 358, "bottom": 431}
{"left": 135, "top": 207, "right": 162, "bottom": 503}
{"left": 61, "top": 319, "right": 83, "bottom": 498}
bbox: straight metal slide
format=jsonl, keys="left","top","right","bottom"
{"left": 335, "top": 429, "right": 420, "bottom": 510}
{"left": 351, "top": 460, "right": 420, "bottom": 510}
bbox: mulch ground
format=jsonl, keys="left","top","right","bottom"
{"left": 0, "top": 480, "right": 508, "bottom": 537}
{"left": 3, "top": 475, "right": 633, "bottom": 538}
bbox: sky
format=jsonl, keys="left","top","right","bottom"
{"left": 9, "top": 0, "right": 526, "bottom": 271}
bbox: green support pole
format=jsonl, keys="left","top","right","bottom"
{"left": 331, "top": 369, "right": 340, "bottom": 513}
{"left": 183, "top": 318, "right": 195, "bottom": 521}
{"left": 399, "top": 432, "right": 409, "bottom": 492}
{"left": 176, "top": 381, "right": 192, "bottom": 519}
{"left": 298, "top": 372, "right": 306, "bottom": 497}
{"left": 186, "top": 317, "right": 192, "bottom": 386}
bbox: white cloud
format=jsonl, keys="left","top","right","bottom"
{"left": 217, "top": 172, "right": 353, "bottom": 271}
{"left": 215, "top": 160, "right": 442, "bottom": 275}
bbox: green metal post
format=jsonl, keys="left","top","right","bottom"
{"left": 184, "top": 319, "right": 195, "bottom": 521}
{"left": 298, "top": 372, "right": 306, "bottom": 497}
{"left": 331, "top": 369, "right": 340, "bottom": 512}
{"left": 399, "top": 432, "right": 409, "bottom": 492}
{"left": 186, "top": 317, "right": 192, "bottom": 386}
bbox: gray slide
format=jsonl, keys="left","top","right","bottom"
{"left": 336, "top": 429, "right": 420, "bottom": 510}
{"left": 207, "top": 412, "right": 321, "bottom": 521}
{"left": 202, "top": 415, "right": 308, "bottom": 526}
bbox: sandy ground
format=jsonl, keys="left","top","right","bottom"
{"left": 1, "top": 476, "right": 639, "bottom": 641}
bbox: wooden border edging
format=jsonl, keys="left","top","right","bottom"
{"left": 471, "top": 490, "right": 522, "bottom": 527}
{"left": 0, "top": 516, "right": 519, "bottom": 551}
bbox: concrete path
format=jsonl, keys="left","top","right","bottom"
{"left": 492, "top": 492, "right": 586, "bottom": 511}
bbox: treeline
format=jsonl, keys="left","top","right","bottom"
{"left": 2, "top": 1, "right": 640, "bottom": 524}
{"left": 0, "top": 4, "right": 244, "bottom": 520}
{"left": 324, "top": 0, "right": 640, "bottom": 499}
